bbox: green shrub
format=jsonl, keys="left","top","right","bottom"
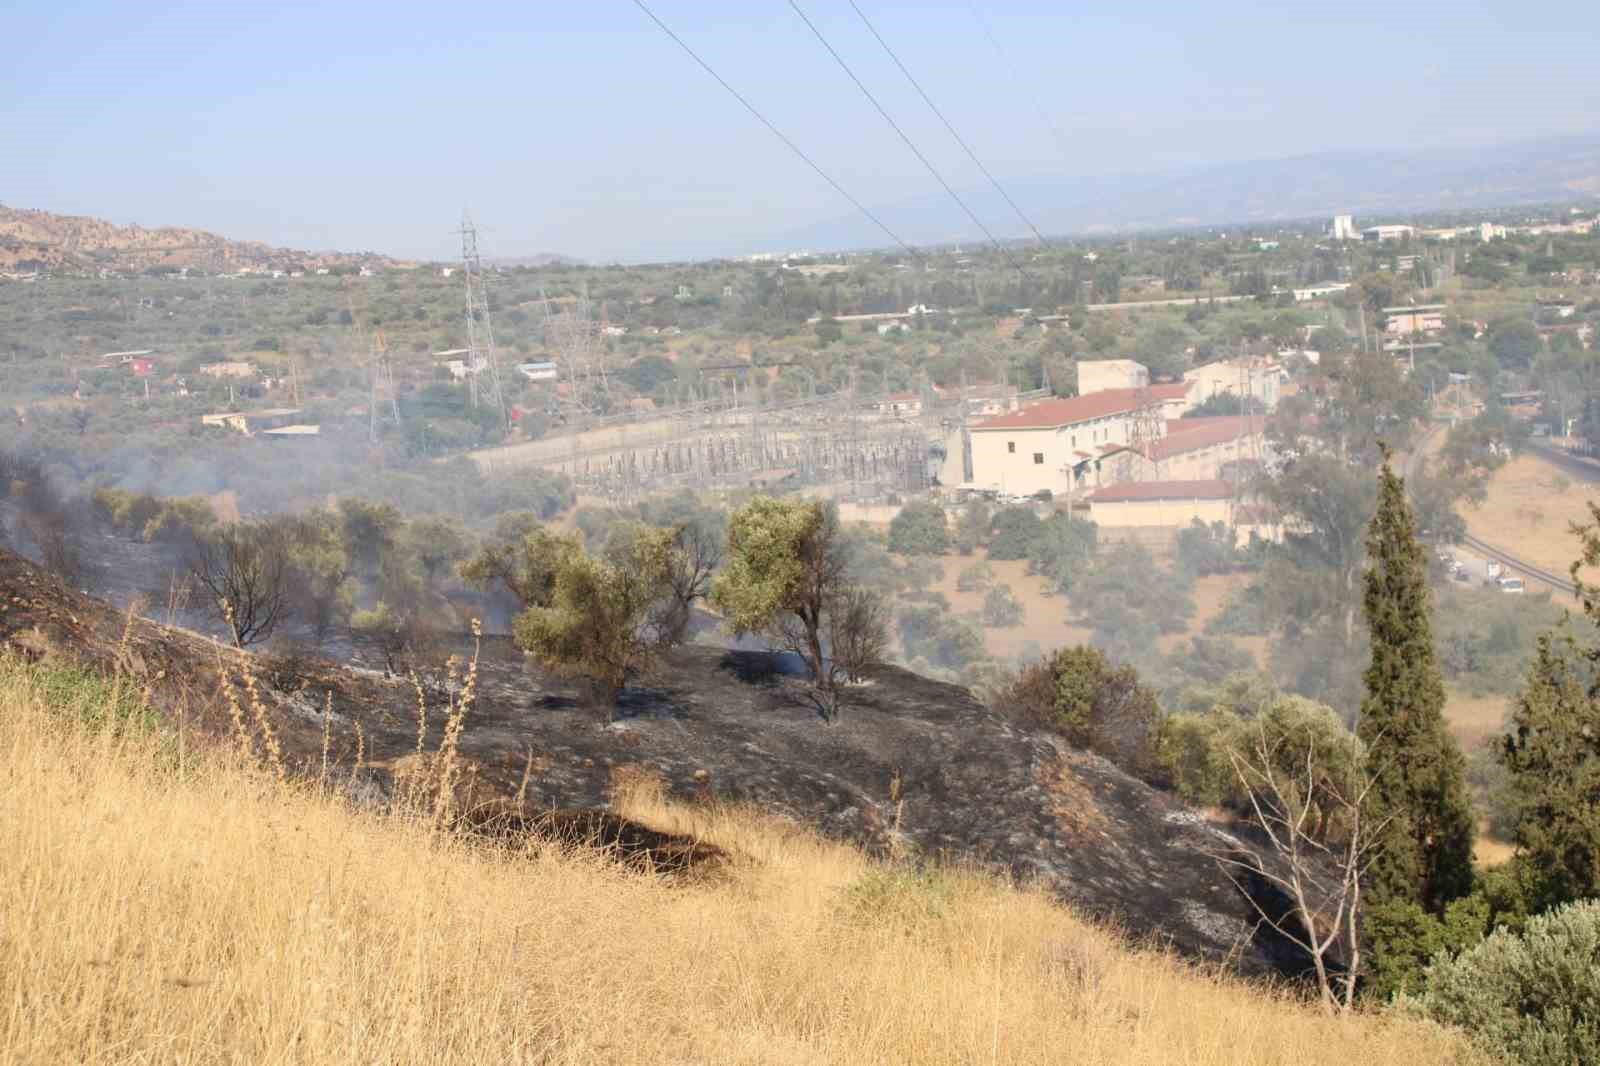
{"left": 1366, "top": 895, "right": 1489, "bottom": 1002}
{"left": 1433, "top": 588, "right": 1562, "bottom": 697}
{"left": 980, "top": 584, "right": 1024, "bottom": 628}
{"left": 29, "top": 661, "right": 160, "bottom": 736}
{"left": 1173, "top": 519, "right": 1239, "bottom": 577}
{"left": 955, "top": 561, "right": 993, "bottom": 593}
{"left": 1155, "top": 709, "right": 1235, "bottom": 806}
{"left": 1023, "top": 512, "right": 1097, "bottom": 595}
{"left": 1204, "top": 580, "right": 1272, "bottom": 636}
{"left": 887, "top": 500, "right": 950, "bottom": 556}
{"left": 839, "top": 864, "right": 965, "bottom": 934}
{"left": 1414, "top": 900, "right": 1600, "bottom": 1065}
{"left": 995, "top": 645, "right": 1164, "bottom": 781}
{"left": 986, "top": 506, "right": 1043, "bottom": 560}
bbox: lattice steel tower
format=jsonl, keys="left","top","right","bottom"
{"left": 459, "top": 211, "right": 506, "bottom": 428}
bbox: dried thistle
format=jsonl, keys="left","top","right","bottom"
{"left": 430, "top": 622, "right": 481, "bottom": 827}
{"left": 239, "top": 651, "right": 284, "bottom": 782}
{"left": 319, "top": 690, "right": 333, "bottom": 794}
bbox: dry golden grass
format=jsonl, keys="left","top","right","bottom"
{"left": 1442, "top": 691, "right": 1519, "bottom": 870}
{"left": 1461, "top": 453, "right": 1596, "bottom": 589}
{"left": 1165, "top": 573, "right": 1271, "bottom": 666}
{"left": 919, "top": 554, "right": 1261, "bottom": 665}
{"left": 925, "top": 555, "right": 1096, "bottom": 658}
{"left": 1443, "top": 686, "right": 1511, "bottom": 753}
{"left": 0, "top": 656, "right": 1483, "bottom": 1065}
{"left": 1474, "top": 827, "right": 1518, "bottom": 869}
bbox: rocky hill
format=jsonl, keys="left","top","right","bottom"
{"left": 0, "top": 204, "right": 402, "bottom": 275}
{"left": 0, "top": 544, "right": 1308, "bottom": 976}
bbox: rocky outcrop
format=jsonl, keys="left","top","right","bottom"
{"left": 0, "top": 203, "right": 399, "bottom": 273}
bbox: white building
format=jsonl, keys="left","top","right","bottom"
{"left": 869, "top": 392, "right": 922, "bottom": 418}
{"left": 1382, "top": 304, "right": 1446, "bottom": 336}
{"left": 1184, "top": 358, "right": 1282, "bottom": 412}
{"left": 1332, "top": 214, "right": 1358, "bottom": 241}
{"left": 1293, "top": 282, "right": 1351, "bottom": 302}
{"left": 1076, "top": 359, "right": 1149, "bottom": 395}
{"left": 1363, "top": 224, "right": 1415, "bottom": 242}
{"left": 966, "top": 385, "right": 1188, "bottom": 498}
{"left": 434, "top": 348, "right": 481, "bottom": 379}
{"left": 197, "top": 361, "right": 258, "bottom": 380}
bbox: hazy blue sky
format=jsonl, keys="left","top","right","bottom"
{"left": 4, "top": 1, "right": 1597, "bottom": 261}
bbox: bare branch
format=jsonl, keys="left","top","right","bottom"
{"left": 1204, "top": 721, "right": 1384, "bottom": 1014}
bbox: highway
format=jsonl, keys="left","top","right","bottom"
{"left": 1456, "top": 533, "right": 1578, "bottom": 598}
{"left": 1527, "top": 440, "right": 1600, "bottom": 483}
{"left": 1405, "top": 425, "right": 1579, "bottom": 599}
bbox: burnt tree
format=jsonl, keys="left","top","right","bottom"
{"left": 189, "top": 523, "right": 291, "bottom": 648}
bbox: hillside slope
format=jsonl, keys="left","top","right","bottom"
{"left": 5, "top": 546, "right": 1299, "bottom": 974}
{"left": 0, "top": 203, "right": 400, "bottom": 274}
{"left": 0, "top": 652, "right": 1482, "bottom": 1064}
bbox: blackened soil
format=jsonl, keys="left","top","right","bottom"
{"left": 0, "top": 547, "right": 1311, "bottom": 977}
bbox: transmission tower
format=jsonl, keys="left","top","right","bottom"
{"left": 458, "top": 212, "right": 506, "bottom": 429}
{"left": 369, "top": 328, "right": 401, "bottom": 442}
{"left": 1128, "top": 381, "right": 1164, "bottom": 479}
{"left": 542, "top": 280, "right": 610, "bottom": 416}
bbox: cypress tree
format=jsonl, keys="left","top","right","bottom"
{"left": 1358, "top": 456, "right": 1475, "bottom": 914}
{"left": 1500, "top": 630, "right": 1600, "bottom": 912}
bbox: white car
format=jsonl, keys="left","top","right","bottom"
{"left": 1497, "top": 577, "right": 1525, "bottom": 595}
{"left": 1486, "top": 560, "right": 1503, "bottom": 579}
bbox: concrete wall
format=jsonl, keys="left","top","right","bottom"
{"left": 1094, "top": 510, "right": 1283, "bottom": 549}
{"left": 834, "top": 502, "right": 902, "bottom": 527}
{"left": 1094, "top": 525, "right": 1181, "bottom": 551}
{"left": 1089, "top": 496, "right": 1234, "bottom": 529}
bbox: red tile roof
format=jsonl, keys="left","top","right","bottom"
{"left": 1087, "top": 479, "right": 1236, "bottom": 503}
{"left": 972, "top": 387, "right": 1159, "bottom": 430}
{"left": 1149, "top": 416, "right": 1254, "bottom": 460}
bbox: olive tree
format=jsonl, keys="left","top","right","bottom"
{"left": 480, "top": 524, "right": 683, "bottom": 717}
{"left": 711, "top": 497, "right": 887, "bottom": 721}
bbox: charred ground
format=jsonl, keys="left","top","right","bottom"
{"left": 0, "top": 545, "right": 1310, "bottom": 976}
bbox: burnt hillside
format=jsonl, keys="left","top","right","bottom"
{"left": 0, "top": 545, "right": 1302, "bottom": 975}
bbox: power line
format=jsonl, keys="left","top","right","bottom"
{"left": 848, "top": 0, "right": 1047, "bottom": 247}
{"left": 628, "top": 0, "right": 919, "bottom": 259}
{"left": 965, "top": 1, "right": 1075, "bottom": 167}
{"left": 785, "top": 0, "right": 1027, "bottom": 277}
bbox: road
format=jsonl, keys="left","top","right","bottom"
{"left": 1406, "top": 424, "right": 1578, "bottom": 598}
{"left": 1527, "top": 440, "right": 1600, "bottom": 483}
{"left": 1453, "top": 534, "right": 1577, "bottom": 598}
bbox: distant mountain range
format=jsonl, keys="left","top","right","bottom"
{"left": 768, "top": 133, "right": 1600, "bottom": 252}
{"left": 7, "top": 133, "right": 1598, "bottom": 272}
{"left": 0, "top": 204, "right": 408, "bottom": 275}
{"left": 488, "top": 253, "right": 588, "bottom": 268}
